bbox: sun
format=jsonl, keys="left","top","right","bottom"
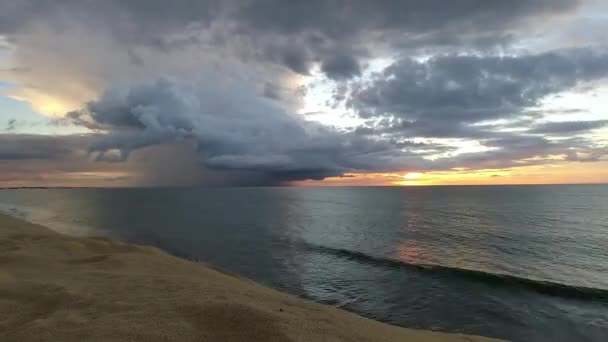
{"left": 403, "top": 172, "right": 423, "bottom": 179}
{"left": 393, "top": 172, "right": 425, "bottom": 186}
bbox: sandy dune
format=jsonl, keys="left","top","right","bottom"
{"left": 0, "top": 213, "right": 502, "bottom": 341}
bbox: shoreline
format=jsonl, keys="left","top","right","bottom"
{"left": 0, "top": 212, "right": 503, "bottom": 341}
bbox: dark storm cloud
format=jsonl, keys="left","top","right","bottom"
{"left": 0, "top": 135, "right": 229, "bottom": 187}
{"left": 3, "top": 0, "right": 579, "bottom": 36}
{"left": 348, "top": 48, "right": 608, "bottom": 124}
{"left": 274, "top": 46, "right": 313, "bottom": 76}
{"left": 235, "top": 0, "right": 579, "bottom": 41}
{"left": 0, "top": 1, "right": 221, "bottom": 40}
{"left": 321, "top": 54, "right": 362, "bottom": 80}
{"left": 528, "top": 120, "right": 608, "bottom": 135}
{"left": 64, "top": 79, "right": 412, "bottom": 180}
{"left": 67, "top": 80, "right": 195, "bottom": 132}
{"left": 0, "top": 0, "right": 582, "bottom": 78}
{"left": 225, "top": 0, "right": 581, "bottom": 77}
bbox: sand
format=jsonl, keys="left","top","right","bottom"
{"left": 0, "top": 213, "right": 503, "bottom": 342}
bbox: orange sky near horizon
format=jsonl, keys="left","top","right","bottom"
{"left": 292, "top": 161, "right": 608, "bottom": 187}
{"left": 1, "top": 160, "right": 607, "bottom": 189}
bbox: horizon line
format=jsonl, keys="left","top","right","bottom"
{"left": 1, "top": 182, "right": 607, "bottom": 190}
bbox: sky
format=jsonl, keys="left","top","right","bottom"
{"left": 0, "top": 0, "right": 607, "bottom": 187}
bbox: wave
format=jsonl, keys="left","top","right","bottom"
{"left": 303, "top": 243, "right": 608, "bottom": 301}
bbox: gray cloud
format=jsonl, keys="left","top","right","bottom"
{"left": 528, "top": 120, "right": 608, "bottom": 135}
{"left": 348, "top": 48, "right": 608, "bottom": 124}
{"left": 2, "top": 1, "right": 579, "bottom": 36}
{"left": 321, "top": 54, "right": 362, "bottom": 80}
{"left": 345, "top": 46, "right": 608, "bottom": 168}
{"left": 0, "top": 134, "right": 268, "bottom": 187}
{"left": 0, "top": 0, "right": 582, "bottom": 79}
{"left": 354, "top": 118, "right": 491, "bottom": 139}
{"left": 235, "top": 0, "right": 579, "bottom": 44}
{"left": 432, "top": 134, "right": 608, "bottom": 170}
{"left": 0, "top": 134, "right": 85, "bottom": 161}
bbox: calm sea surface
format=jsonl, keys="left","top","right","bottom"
{"left": 1, "top": 185, "right": 607, "bottom": 341}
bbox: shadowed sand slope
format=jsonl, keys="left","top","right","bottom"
{"left": 0, "top": 213, "right": 503, "bottom": 342}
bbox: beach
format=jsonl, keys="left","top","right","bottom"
{"left": 0, "top": 212, "right": 501, "bottom": 341}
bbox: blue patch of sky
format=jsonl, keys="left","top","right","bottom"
{"left": 0, "top": 80, "right": 87, "bottom": 135}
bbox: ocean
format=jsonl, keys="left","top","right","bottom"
{"left": 1, "top": 185, "right": 607, "bottom": 341}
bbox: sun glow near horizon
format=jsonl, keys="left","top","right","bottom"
{"left": 292, "top": 161, "right": 608, "bottom": 187}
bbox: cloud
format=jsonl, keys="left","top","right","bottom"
{"left": 434, "top": 134, "right": 608, "bottom": 170}
{"left": 321, "top": 54, "right": 362, "bottom": 80}
{"left": 0, "top": 134, "right": 257, "bottom": 187}
{"left": 234, "top": 0, "right": 580, "bottom": 51}
{"left": 1, "top": 0, "right": 607, "bottom": 186}
{"left": 528, "top": 120, "right": 608, "bottom": 134}
{"left": 67, "top": 78, "right": 437, "bottom": 182}
{"left": 348, "top": 48, "right": 608, "bottom": 124}
{"left": 67, "top": 76, "right": 608, "bottom": 184}
{"left": 354, "top": 118, "right": 492, "bottom": 139}
{"left": 0, "top": 0, "right": 583, "bottom": 80}
{"left": 0, "top": 1, "right": 590, "bottom": 118}
{"left": 0, "top": 134, "right": 85, "bottom": 160}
